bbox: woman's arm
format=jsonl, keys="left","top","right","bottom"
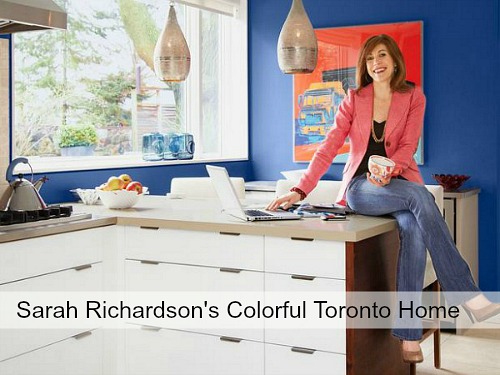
{"left": 295, "top": 89, "right": 355, "bottom": 194}
{"left": 390, "top": 87, "right": 426, "bottom": 174}
{"left": 266, "top": 90, "right": 355, "bottom": 210}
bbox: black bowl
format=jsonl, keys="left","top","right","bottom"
{"left": 432, "top": 174, "right": 470, "bottom": 192}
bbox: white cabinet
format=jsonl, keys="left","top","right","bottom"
{"left": 123, "top": 227, "right": 350, "bottom": 374}
{"left": 0, "top": 227, "right": 106, "bottom": 284}
{"left": 265, "top": 343, "right": 345, "bottom": 375}
{"left": 125, "top": 226, "right": 264, "bottom": 271}
{"left": 443, "top": 189, "right": 480, "bottom": 333}
{"left": 0, "top": 226, "right": 114, "bottom": 373}
{"left": 443, "top": 189, "right": 479, "bottom": 283}
{"left": 125, "top": 326, "right": 264, "bottom": 375}
{"left": 125, "top": 259, "right": 264, "bottom": 341}
{"left": 264, "top": 272, "right": 346, "bottom": 354}
{"left": 0, "top": 329, "right": 102, "bottom": 375}
{"left": 0, "top": 263, "right": 103, "bottom": 361}
{"left": 265, "top": 236, "right": 345, "bottom": 279}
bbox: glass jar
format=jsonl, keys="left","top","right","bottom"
{"left": 164, "top": 133, "right": 195, "bottom": 160}
{"left": 142, "top": 132, "right": 164, "bottom": 161}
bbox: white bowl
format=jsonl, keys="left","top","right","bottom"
{"left": 75, "top": 188, "right": 100, "bottom": 205}
{"left": 96, "top": 189, "right": 144, "bottom": 209}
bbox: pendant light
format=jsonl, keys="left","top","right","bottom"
{"left": 277, "top": 0, "right": 318, "bottom": 74}
{"left": 154, "top": 1, "right": 191, "bottom": 82}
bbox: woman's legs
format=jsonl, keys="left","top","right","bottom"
{"left": 346, "top": 177, "right": 480, "bottom": 340}
{"left": 391, "top": 210, "right": 427, "bottom": 341}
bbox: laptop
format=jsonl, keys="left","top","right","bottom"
{"left": 206, "top": 165, "right": 302, "bottom": 221}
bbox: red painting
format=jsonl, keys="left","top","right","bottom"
{"left": 293, "top": 21, "right": 423, "bottom": 163}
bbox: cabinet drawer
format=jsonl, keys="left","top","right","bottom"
{"left": 125, "top": 227, "right": 264, "bottom": 271}
{"left": 0, "top": 227, "right": 108, "bottom": 284}
{"left": 265, "top": 342, "right": 345, "bottom": 375}
{"left": 0, "top": 263, "right": 103, "bottom": 361}
{"left": 126, "top": 260, "right": 264, "bottom": 341}
{"left": 126, "top": 260, "right": 263, "bottom": 292}
{"left": 0, "top": 262, "right": 102, "bottom": 291}
{"left": 265, "top": 272, "right": 346, "bottom": 354}
{"left": 0, "top": 329, "right": 102, "bottom": 375}
{"left": 125, "top": 326, "right": 264, "bottom": 375}
{"left": 265, "top": 236, "right": 345, "bottom": 279}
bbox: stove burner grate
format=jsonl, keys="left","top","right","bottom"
{"left": 0, "top": 206, "right": 73, "bottom": 226}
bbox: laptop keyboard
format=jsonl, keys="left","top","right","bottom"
{"left": 244, "top": 209, "right": 273, "bottom": 217}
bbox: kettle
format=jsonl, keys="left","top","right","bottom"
{"left": 0, "top": 157, "right": 48, "bottom": 211}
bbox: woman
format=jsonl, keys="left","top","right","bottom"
{"left": 267, "top": 34, "right": 500, "bottom": 364}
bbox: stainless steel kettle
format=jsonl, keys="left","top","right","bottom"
{"left": 1, "top": 157, "right": 48, "bottom": 211}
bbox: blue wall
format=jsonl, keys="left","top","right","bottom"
{"left": 249, "top": 0, "right": 499, "bottom": 290}
{"left": 5, "top": 1, "right": 499, "bottom": 290}
{"left": 34, "top": 161, "right": 252, "bottom": 204}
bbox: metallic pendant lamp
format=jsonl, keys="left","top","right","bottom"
{"left": 154, "top": 1, "right": 191, "bottom": 82}
{"left": 277, "top": 0, "right": 318, "bottom": 74}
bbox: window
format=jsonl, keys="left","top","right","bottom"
{"left": 12, "top": 0, "right": 247, "bottom": 172}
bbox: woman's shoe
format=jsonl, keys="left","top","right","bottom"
{"left": 400, "top": 341, "right": 424, "bottom": 364}
{"left": 462, "top": 303, "right": 500, "bottom": 323}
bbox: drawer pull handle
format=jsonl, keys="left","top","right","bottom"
{"left": 220, "top": 267, "right": 242, "bottom": 273}
{"left": 290, "top": 237, "right": 314, "bottom": 242}
{"left": 141, "top": 325, "right": 162, "bottom": 331}
{"left": 140, "top": 260, "right": 160, "bottom": 265}
{"left": 219, "top": 232, "right": 241, "bottom": 236}
{"left": 140, "top": 226, "right": 160, "bottom": 230}
{"left": 220, "top": 336, "right": 242, "bottom": 343}
{"left": 291, "top": 274, "right": 315, "bottom": 281}
{"left": 74, "top": 264, "right": 92, "bottom": 271}
{"left": 291, "top": 347, "right": 316, "bottom": 355}
{"left": 73, "top": 331, "right": 93, "bottom": 340}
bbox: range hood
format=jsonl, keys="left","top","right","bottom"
{"left": 0, "top": 0, "right": 67, "bottom": 34}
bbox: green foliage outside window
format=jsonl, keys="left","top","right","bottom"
{"left": 58, "top": 124, "right": 98, "bottom": 148}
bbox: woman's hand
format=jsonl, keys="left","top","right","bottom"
{"left": 391, "top": 166, "right": 403, "bottom": 178}
{"left": 366, "top": 172, "right": 391, "bottom": 187}
{"left": 266, "top": 191, "right": 301, "bottom": 211}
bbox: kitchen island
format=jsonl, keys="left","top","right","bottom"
{"left": 1, "top": 195, "right": 409, "bottom": 375}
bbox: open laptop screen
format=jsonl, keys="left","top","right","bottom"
{"left": 206, "top": 165, "right": 245, "bottom": 216}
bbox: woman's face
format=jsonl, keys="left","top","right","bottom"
{"left": 365, "top": 43, "right": 395, "bottom": 84}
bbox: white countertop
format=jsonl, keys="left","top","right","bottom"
{"left": 72, "top": 195, "right": 397, "bottom": 242}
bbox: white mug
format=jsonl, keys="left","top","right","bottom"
{"left": 368, "top": 155, "right": 396, "bottom": 183}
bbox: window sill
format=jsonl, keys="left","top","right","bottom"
{"left": 15, "top": 154, "right": 248, "bottom": 174}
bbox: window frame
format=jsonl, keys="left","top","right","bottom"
{"left": 11, "top": 0, "right": 248, "bottom": 174}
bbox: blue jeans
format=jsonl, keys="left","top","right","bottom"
{"left": 346, "top": 176, "right": 480, "bottom": 340}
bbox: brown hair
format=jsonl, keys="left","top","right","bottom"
{"left": 356, "top": 34, "right": 411, "bottom": 93}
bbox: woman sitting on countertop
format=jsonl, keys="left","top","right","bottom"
{"left": 267, "top": 34, "right": 500, "bottom": 364}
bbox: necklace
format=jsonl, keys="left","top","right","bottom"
{"left": 371, "top": 121, "right": 386, "bottom": 143}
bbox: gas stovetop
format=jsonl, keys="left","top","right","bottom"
{"left": 0, "top": 205, "right": 92, "bottom": 231}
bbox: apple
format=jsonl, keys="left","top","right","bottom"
{"left": 126, "top": 181, "right": 143, "bottom": 194}
{"left": 119, "top": 174, "right": 132, "bottom": 188}
{"left": 107, "top": 176, "right": 125, "bottom": 191}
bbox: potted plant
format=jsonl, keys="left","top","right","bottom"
{"left": 58, "top": 124, "right": 98, "bottom": 156}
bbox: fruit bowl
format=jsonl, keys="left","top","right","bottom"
{"left": 432, "top": 174, "right": 470, "bottom": 192}
{"left": 75, "top": 188, "right": 100, "bottom": 205}
{"left": 96, "top": 188, "right": 146, "bottom": 209}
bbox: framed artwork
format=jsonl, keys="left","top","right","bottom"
{"left": 293, "top": 21, "right": 423, "bottom": 164}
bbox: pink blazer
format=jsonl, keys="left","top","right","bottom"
{"left": 296, "top": 83, "right": 426, "bottom": 205}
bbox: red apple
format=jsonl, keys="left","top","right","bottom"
{"left": 126, "top": 181, "right": 143, "bottom": 194}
